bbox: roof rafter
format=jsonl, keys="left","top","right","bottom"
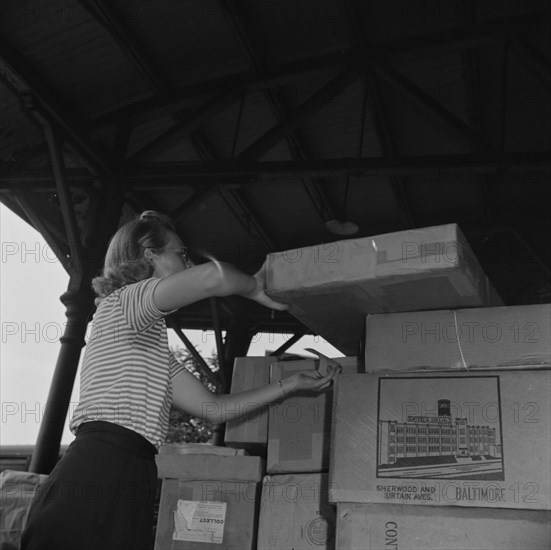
{"left": 341, "top": 0, "right": 416, "bottom": 228}
{"left": 219, "top": 0, "right": 338, "bottom": 223}
{"left": 127, "top": 151, "right": 551, "bottom": 181}
{"left": 3, "top": 152, "right": 550, "bottom": 190}
{"left": 88, "top": 10, "right": 549, "bottom": 129}
{"left": 236, "top": 64, "right": 362, "bottom": 160}
{"left": 368, "top": 57, "right": 495, "bottom": 152}
{"left": 79, "top": 0, "right": 236, "bottom": 160}
{"left": 90, "top": 50, "right": 354, "bottom": 129}
{"left": 129, "top": 92, "right": 238, "bottom": 161}
{"left": 511, "top": 32, "right": 551, "bottom": 94}
{"left": 0, "top": 37, "right": 116, "bottom": 177}
{"left": 190, "top": 130, "right": 280, "bottom": 251}
{"left": 462, "top": 3, "right": 492, "bottom": 227}
{"left": 3, "top": 151, "right": 550, "bottom": 191}
{"left": 79, "top": 0, "right": 276, "bottom": 261}
{"left": 78, "top": 0, "right": 168, "bottom": 98}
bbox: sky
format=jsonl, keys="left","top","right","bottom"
{"left": 0, "top": 203, "right": 340, "bottom": 446}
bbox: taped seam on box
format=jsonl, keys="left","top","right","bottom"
{"left": 453, "top": 309, "right": 469, "bottom": 370}
{"left": 375, "top": 239, "right": 454, "bottom": 264}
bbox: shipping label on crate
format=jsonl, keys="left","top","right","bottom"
{"left": 173, "top": 500, "right": 226, "bottom": 544}
{"left": 330, "top": 371, "right": 551, "bottom": 510}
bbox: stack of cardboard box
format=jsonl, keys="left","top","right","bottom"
{"left": 257, "top": 357, "right": 361, "bottom": 549}
{"left": 155, "top": 447, "right": 264, "bottom": 549}
{"left": 157, "top": 224, "right": 550, "bottom": 549}
{"left": 224, "top": 357, "right": 274, "bottom": 455}
{"left": 224, "top": 355, "right": 355, "bottom": 550}
{"left": 329, "top": 303, "right": 551, "bottom": 549}
{"left": 265, "top": 224, "right": 503, "bottom": 356}
{"left": 255, "top": 224, "right": 503, "bottom": 548}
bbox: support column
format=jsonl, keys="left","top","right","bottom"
{"left": 28, "top": 287, "right": 94, "bottom": 474}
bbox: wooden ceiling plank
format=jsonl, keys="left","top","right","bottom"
{"left": 81, "top": 0, "right": 235, "bottom": 162}
{"left": 113, "top": 122, "right": 134, "bottom": 160}
{"left": 190, "top": 129, "right": 279, "bottom": 251}
{"left": 370, "top": 56, "right": 496, "bottom": 152}
{"left": 88, "top": 10, "right": 550, "bottom": 129}
{"left": 0, "top": 37, "right": 116, "bottom": 177}
{"left": 219, "top": 0, "right": 338, "bottom": 224}
{"left": 125, "top": 151, "right": 551, "bottom": 182}
{"left": 90, "top": 50, "right": 349, "bottom": 128}
{"left": 511, "top": 32, "right": 551, "bottom": 94}
{"left": 130, "top": 93, "right": 238, "bottom": 161}
{"left": 341, "top": 0, "right": 415, "bottom": 228}
{"left": 462, "top": 3, "right": 492, "bottom": 228}
{"left": 78, "top": 0, "right": 167, "bottom": 97}
{"left": 237, "top": 64, "right": 362, "bottom": 161}
{"left": 4, "top": 152, "right": 551, "bottom": 188}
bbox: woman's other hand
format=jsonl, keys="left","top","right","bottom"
{"left": 285, "top": 364, "right": 342, "bottom": 394}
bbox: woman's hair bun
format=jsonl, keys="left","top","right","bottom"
{"left": 139, "top": 210, "right": 175, "bottom": 230}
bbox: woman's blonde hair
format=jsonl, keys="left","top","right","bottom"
{"left": 92, "top": 211, "right": 176, "bottom": 298}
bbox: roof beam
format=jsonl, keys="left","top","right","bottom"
{"left": 461, "top": 4, "right": 492, "bottom": 227}
{"left": 3, "top": 152, "right": 550, "bottom": 189}
{"left": 89, "top": 10, "right": 549, "bottom": 128}
{"left": 341, "top": 0, "right": 415, "bottom": 228}
{"left": 511, "top": 32, "right": 551, "bottom": 94}
{"left": 78, "top": 0, "right": 167, "bottom": 97}
{"left": 219, "top": 0, "right": 337, "bottom": 222}
{"left": 0, "top": 37, "right": 116, "bottom": 177}
{"left": 367, "top": 57, "right": 495, "bottom": 152}
{"left": 189, "top": 130, "right": 280, "bottom": 251}
{"left": 237, "top": 64, "right": 362, "bottom": 160}
{"left": 91, "top": 50, "right": 354, "bottom": 128}
{"left": 129, "top": 93, "right": 238, "bottom": 161}
{"left": 127, "top": 151, "right": 551, "bottom": 181}
{"left": 80, "top": 0, "right": 235, "bottom": 160}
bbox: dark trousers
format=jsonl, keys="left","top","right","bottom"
{"left": 21, "top": 421, "right": 158, "bottom": 550}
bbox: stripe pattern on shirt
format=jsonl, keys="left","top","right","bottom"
{"left": 70, "top": 278, "right": 186, "bottom": 446}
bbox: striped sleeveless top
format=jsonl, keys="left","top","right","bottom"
{"left": 70, "top": 278, "right": 187, "bottom": 446}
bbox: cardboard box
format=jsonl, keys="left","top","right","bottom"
{"left": 335, "top": 503, "right": 551, "bottom": 550}
{"left": 265, "top": 224, "right": 502, "bottom": 355}
{"left": 224, "top": 357, "right": 274, "bottom": 452}
{"left": 257, "top": 473, "right": 336, "bottom": 550}
{"left": 0, "top": 470, "right": 48, "bottom": 548}
{"left": 267, "top": 357, "right": 361, "bottom": 473}
{"left": 159, "top": 442, "right": 245, "bottom": 455}
{"left": 329, "top": 371, "right": 551, "bottom": 510}
{"left": 155, "top": 455, "right": 264, "bottom": 550}
{"left": 364, "top": 304, "right": 551, "bottom": 372}
{"left": 155, "top": 479, "right": 261, "bottom": 550}
{"left": 156, "top": 454, "right": 263, "bottom": 481}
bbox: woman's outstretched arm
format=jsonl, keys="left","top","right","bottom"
{"left": 171, "top": 366, "right": 339, "bottom": 425}
{"left": 152, "top": 260, "right": 287, "bottom": 312}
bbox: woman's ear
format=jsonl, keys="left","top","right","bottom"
{"left": 143, "top": 248, "right": 155, "bottom": 264}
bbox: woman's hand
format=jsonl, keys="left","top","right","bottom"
{"left": 285, "top": 364, "right": 342, "bottom": 394}
{"left": 244, "top": 264, "right": 289, "bottom": 311}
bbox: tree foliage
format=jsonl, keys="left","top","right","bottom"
{"left": 165, "top": 346, "right": 221, "bottom": 444}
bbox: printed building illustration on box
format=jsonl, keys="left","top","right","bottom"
{"left": 376, "top": 377, "right": 504, "bottom": 481}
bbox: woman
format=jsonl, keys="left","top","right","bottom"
{"left": 21, "top": 211, "right": 339, "bottom": 550}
